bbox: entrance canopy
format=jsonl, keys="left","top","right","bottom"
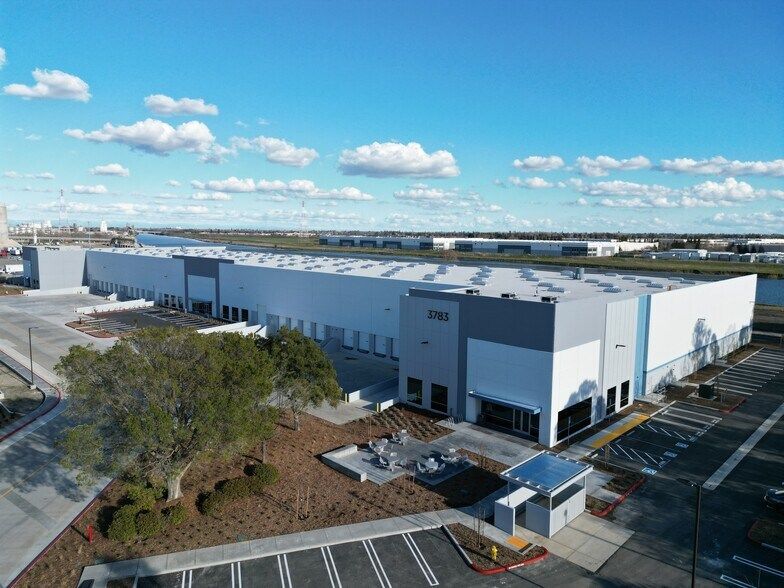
{"left": 500, "top": 451, "right": 591, "bottom": 497}
{"left": 468, "top": 389, "right": 541, "bottom": 414}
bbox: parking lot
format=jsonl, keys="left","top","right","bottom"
{"left": 85, "top": 307, "right": 223, "bottom": 336}
{"left": 105, "top": 529, "right": 524, "bottom": 588}
{"left": 600, "top": 347, "right": 784, "bottom": 476}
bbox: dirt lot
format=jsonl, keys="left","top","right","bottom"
{"left": 19, "top": 407, "right": 505, "bottom": 588}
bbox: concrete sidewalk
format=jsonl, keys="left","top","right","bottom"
{"left": 78, "top": 507, "right": 511, "bottom": 587}
{"left": 560, "top": 412, "right": 650, "bottom": 460}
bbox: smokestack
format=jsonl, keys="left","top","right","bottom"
{"left": 0, "top": 203, "right": 21, "bottom": 247}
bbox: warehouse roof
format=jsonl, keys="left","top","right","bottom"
{"left": 89, "top": 246, "right": 710, "bottom": 303}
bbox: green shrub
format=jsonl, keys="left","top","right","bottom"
{"left": 107, "top": 505, "right": 138, "bottom": 542}
{"left": 136, "top": 510, "right": 165, "bottom": 539}
{"left": 200, "top": 491, "right": 227, "bottom": 516}
{"left": 218, "top": 477, "right": 251, "bottom": 500}
{"left": 125, "top": 483, "right": 162, "bottom": 512}
{"left": 250, "top": 463, "right": 279, "bottom": 486}
{"left": 164, "top": 503, "right": 188, "bottom": 526}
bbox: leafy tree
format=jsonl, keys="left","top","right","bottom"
{"left": 260, "top": 327, "right": 341, "bottom": 431}
{"left": 56, "top": 328, "right": 276, "bottom": 501}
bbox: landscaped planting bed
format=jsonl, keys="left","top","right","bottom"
{"left": 447, "top": 523, "right": 546, "bottom": 571}
{"left": 18, "top": 408, "right": 505, "bottom": 588}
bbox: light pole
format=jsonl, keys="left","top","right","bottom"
{"left": 678, "top": 477, "right": 702, "bottom": 588}
{"left": 27, "top": 326, "right": 39, "bottom": 389}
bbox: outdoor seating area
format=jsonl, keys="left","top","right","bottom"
{"left": 328, "top": 430, "right": 475, "bottom": 485}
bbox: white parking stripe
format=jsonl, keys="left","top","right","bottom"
{"left": 320, "top": 546, "right": 342, "bottom": 588}
{"left": 717, "top": 387, "right": 753, "bottom": 396}
{"left": 663, "top": 410, "right": 718, "bottom": 426}
{"left": 277, "top": 554, "right": 292, "bottom": 588}
{"left": 326, "top": 546, "right": 342, "bottom": 588}
{"left": 733, "top": 555, "right": 784, "bottom": 578}
{"left": 667, "top": 406, "right": 721, "bottom": 422}
{"left": 237, "top": 562, "right": 242, "bottom": 588}
{"left": 719, "top": 574, "right": 756, "bottom": 587}
{"left": 363, "top": 540, "right": 391, "bottom": 588}
{"left": 403, "top": 533, "right": 439, "bottom": 586}
{"left": 321, "top": 548, "right": 336, "bottom": 588}
{"left": 231, "top": 562, "right": 235, "bottom": 588}
{"left": 652, "top": 416, "right": 705, "bottom": 432}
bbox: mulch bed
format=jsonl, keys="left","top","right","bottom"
{"left": 748, "top": 518, "right": 784, "bottom": 548}
{"left": 65, "top": 321, "right": 118, "bottom": 338}
{"left": 447, "top": 523, "right": 545, "bottom": 571}
{"left": 586, "top": 495, "right": 611, "bottom": 513}
{"left": 18, "top": 407, "right": 505, "bottom": 588}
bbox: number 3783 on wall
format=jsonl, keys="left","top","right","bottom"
{"left": 427, "top": 310, "right": 449, "bottom": 321}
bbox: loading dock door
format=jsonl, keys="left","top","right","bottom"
{"left": 374, "top": 336, "right": 388, "bottom": 356}
{"left": 315, "top": 323, "right": 326, "bottom": 341}
{"left": 342, "top": 329, "right": 353, "bottom": 349}
{"left": 391, "top": 338, "right": 400, "bottom": 359}
{"left": 358, "top": 332, "right": 370, "bottom": 353}
{"left": 303, "top": 321, "right": 313, "bottom": 338}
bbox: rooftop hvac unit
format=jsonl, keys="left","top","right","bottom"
{"left": 465, "top": 288, "right": 480, "bottom": 295}
{"left": 603, "top": 287, "right": 623, "bottom": 293}
{"left": 576, "top": 268, "right": 585, "bottom": 280}
{"left": 681, "top": 279, "right": 696, "bottom": 285}
{"left": 585, "top": 278, "right": 600, "bottom": 284}
{"left": 668, "top": 276, "right": 683, "bottom": 282}
{"left": 501, "top": 292, "right": 517, "bottom": 299}
{"left": 647, "top": 282, "right": 664, "bottom": 288}
{"left": 541, "top": 295, "right": 559, "bottom": 303}
{"left": 605, "top": 272, "right": 618, "bottom": 277}
{"left": 597, "top": 282, "right": 614, "bottom": 287}
{"left": 622, "top": 275, "right": 637, "bottom": 281}
{"left": 637, "top": 278, "right": 652, "bottom": 283}
{"left": 538, "top": 282, "right": 554, "bottom": 288}
{"left": 525, "top": 276, "right": 540, "bottom": 282}
{"left": 560, "top": 270, "right": 574, "bottom": 276}
{"left": 548, "top": 286, "right": 567, "bottom": 293}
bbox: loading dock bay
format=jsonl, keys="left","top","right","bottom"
{"left": 598, "top": 348, "right": 784, "bottom": 476}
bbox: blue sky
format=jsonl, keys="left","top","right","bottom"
{"left": 1, "top": 0, "right": 783, "bottom": 233}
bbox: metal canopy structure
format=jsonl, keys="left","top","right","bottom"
{"left": 467, "top": 389, "right": 542, "bottom": 414}
{"left": 500, "top": 451, "right": 591, "bottom": 497}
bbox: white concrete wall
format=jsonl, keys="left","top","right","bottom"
{"left": 550, "top": 339, "right": 601, "bottom": 443}
{"left": 645, "top": 274, "right": 756, "bottom": 392}
{"left": 601, "top": 298, "right": 639, "bottom": 414}
{"left": 399, "top": 295, "right": 460, "bottom": 414}
{"left": 87, "top": 251, "right": 185, "bottom": 302}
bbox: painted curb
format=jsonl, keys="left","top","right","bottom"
{"left": 0, "top": 386, "right": 62, "bottom": 443}
{"left": 442, "top": 524, "right": 549, "bottom": 575}
{"left": 590, "top": 475, "right": 646, "bottom": 517}
{"left": 722, "top": 397, "right": 747, "bottom": 413}
{"left": 746, "top": 521, "right": 784, "bottom": 554}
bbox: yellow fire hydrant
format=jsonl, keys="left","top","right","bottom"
{"left": 490, "top": 545, "right": 498, "bottom": 562}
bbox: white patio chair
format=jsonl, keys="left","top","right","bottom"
{"left": 378, "top": 456, "right": 389, "bottom": 469}
{"left": 416, "top": 462, "right": 428, "bottom": 475}
{"left": 434, "top": 463, "right": 446, "bottom": 476}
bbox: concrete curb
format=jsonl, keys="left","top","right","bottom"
{"left": 722, "top": 397, "right": 747, "bottom": 413}
{"left": 746, "top": 520, "right": 784, "bottom": 554}
{"left": 0, "top": 352, "right": 62, "bottom": 443}
{"left": 441, "top": 524, "right": 549, "bottom": 575}
{"left": 590, "top": 476, "right": 646, "bottom": 518}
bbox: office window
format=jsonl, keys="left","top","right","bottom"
{"left": 480, "top": 401, "right": 514, "bottom": 429}
{"left": 231, "top": 307, "right": 239, "bottom": 322}
{"left": 407, "top": 377, "right": 423, "bottom": 405}
{"left": 606, "top": 387, "right": 617, "bottom": 416}
{"left": 241, "top": 308, "right": 249, "bottom": 322}
{"left": 430, "top": 384, "right": 448, "bottom": 413}
{"left": 556, "top": 398, "right": 592, "bottom": 441}
{"left": 222, "top": 305, "right": 229, "bottom": 319}
{"left": 620, "top": 381, "right": 630, "bottom": 407}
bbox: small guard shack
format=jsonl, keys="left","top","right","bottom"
{"left": 495, "top": 451, "right": 592, "bottom": 538}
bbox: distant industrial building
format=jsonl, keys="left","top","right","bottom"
{"left": 644, "top": 248, "right": 708, "bottom": 261}
{"left": 319, "top": 235, "right": 655, "bottom": 257}
{"left": 0, "top": 203, "right": 20, "bottom": 248}
{"left": 24, "top": 244, "right": 756, "bottom": 447}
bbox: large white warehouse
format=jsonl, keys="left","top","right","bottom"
{"left": 23, "top": 245, "right": 756, "bottom": 447}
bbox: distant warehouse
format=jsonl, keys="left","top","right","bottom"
{"left": 318, "top": 235, "right": 654, "bottom": 257}
{"left": 23, "top": 245, "right": 755, "bottom": 447}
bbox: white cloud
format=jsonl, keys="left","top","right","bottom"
{"left": 659, "top": 156, "right": 784, "bottom": 177}
{"left": 192, "top": 176, "right": 374, "bottom": 201}
{"left": 72, "top": 184, "right": 108, "bottom": 195}
{"left": 25, "top": 134, "right": 41, "bottom": 141}
{"left": 4, "top": 68, "right": 90, "bottom": 102}
{"left": 191, "top": 177, "right": 256, "bottom": 192}
{"left": 4, "top": 170, "right": 55, "bottom": 180}
{"left": 65, "top": 119, "right": 215, "bottom": 155}
{"left": 392, "top": 184, "right": 501, "bottom": 213}
{"left": 156, "top": 193, "right": 180, "bottom": 200}
{"left": 192, "top": 192, "right": 231, "bottom": 201}
{"left": 575, "top": 155, "right": 651, "bottom": 177}
{"left": 709, "top": 209, "right": 784, "bottom": 231}
{"left": 0, "top": 48, "right": 5, "bottom": 69}
{"left": 257, "top": 118, "right": 271, "bottom": 126}
{"left": 165, "top": 179, "right": 181, "bottom": 187}
{"left": 509, "top": 176, "right": 554, "bottom": 189}
{"left": 512, "top": 155, "right": 564, "bottom": 171}
{"left": 231, "top": 136, "right": 318, "bottom": 167}
{"left": 90, "top": 163, "right": 129, "bottom": 177}
{"left": 197, "top": 143, "right": 235, "bottom": 164}
{"left": 143, "top": 94, "right": 218, "bottom": 116}
{"left": 578, "top": 180, "right": 674, "bottom": 199}
{"left": 339, "top": 142, "right": 459, "bottom": 178}
{"left": 235, "top": 120, "right": 248, "bottom": 128}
